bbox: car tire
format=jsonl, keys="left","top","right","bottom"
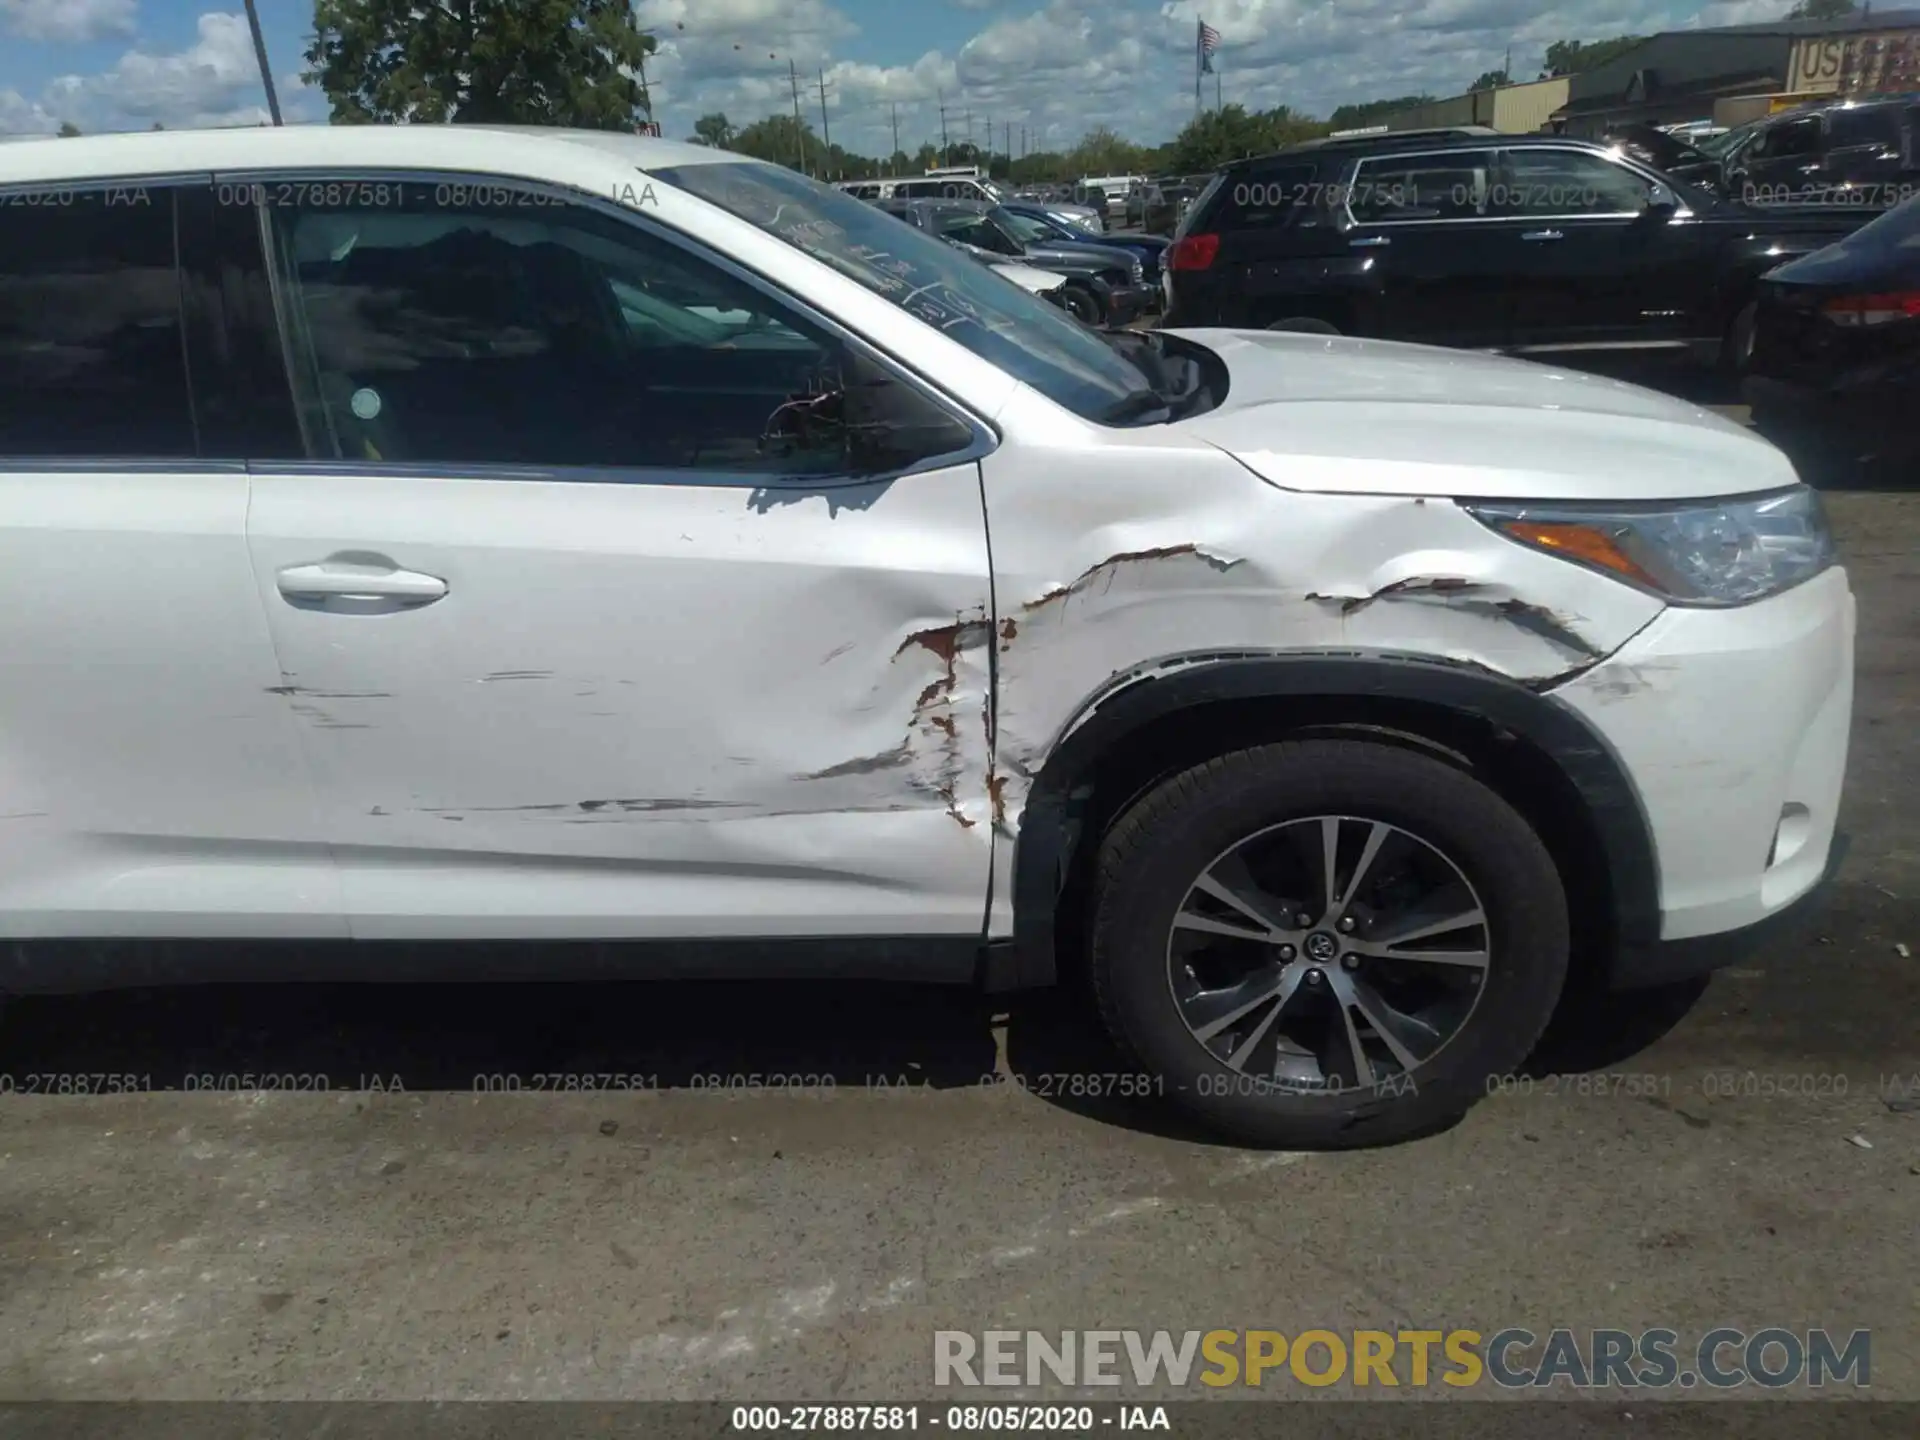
{"left": 1061, "top": 283, "right": 1103, "bottom": 326}
{"left": 1088, "top": 740, "right": 1570, "bottom": 1149}
{"left": 1268, "top": 316, "right": 1341, "bottom": 335}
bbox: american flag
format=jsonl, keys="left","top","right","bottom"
{"left": 1198, "top": 19, "right": 1221, "bottom": 72}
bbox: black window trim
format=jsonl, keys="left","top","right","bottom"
{"left": 211, "top": 165, "right": 998, "bottom": 493}
{"left": 1342, "top": 142, "right": 1676, "bottom": 227}
{"left": 0, "top": 171, "right": 217, "bottom": 469}
{"left": 1340, "top": 146, "right": 1500, "bottom": 227}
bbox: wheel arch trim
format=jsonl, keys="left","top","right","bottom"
{"left": 999, "top": 651, "right": 1661, "bottom": 990}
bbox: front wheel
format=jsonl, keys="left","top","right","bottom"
{"left": 1060, "top": 282, "right": 1104, "bottom": 326}
{"left": 1089, "top": 740, "right": 1570, "bottom": 1148}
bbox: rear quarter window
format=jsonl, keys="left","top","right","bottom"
{"left": 1202, "top": 163, "right": 1320, "bottom": 231}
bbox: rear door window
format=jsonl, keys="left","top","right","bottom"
{"left": 1825, "top": 106, "right": 1900, "bottom": 151}
{"left": 0, "top": 186, "right": 197, "bottom": 458}
{"left": 1206, "top": 163, "right": 1319, "bottom": 231}
{"left": 1349, "top": 151, "right": 1494, "bottom": 222}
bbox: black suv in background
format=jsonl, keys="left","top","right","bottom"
{"left": 1163, "top": 132, "right": 1878, "bottom": 365}
{"left": 1722, "top": 94, "right": 1920, "bottom": 210}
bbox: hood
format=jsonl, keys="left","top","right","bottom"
{"left": 1606, "top": 123, "right": 1715, "bottom": 174}
{"left": 1167, "top": 328, "right": 1799, "bottom": 502}
{"left": 990, "top": 260, "right": 1067, "bottom": 295}
{"left": 1027, "top": 239, "right": 1135, "bottom": 271}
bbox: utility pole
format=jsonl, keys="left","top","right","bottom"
{"left": 788, "top": 59, "right": 808, "bottom": 176}
{"left": 817, "top": 68, "right": 833, "bottom": 175}
{"left": 241, "top": 0, "right": 282, "bottom": 125}
{"left": 964, "top": 107, "right": 973, "bottom": 158}
{"left": 890, "top": 101, "right": 900, "bottom": 171}
{"left": 938, "top": 95, "right": 950, "bottom": 164}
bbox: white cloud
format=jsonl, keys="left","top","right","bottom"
{"left": 0, "top": 0, "right": 136, "bottom": 43}
{"left": 0, "top": 11, "right": 323, "bottom": 135}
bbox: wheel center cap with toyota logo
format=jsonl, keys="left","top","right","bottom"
{"left": 1304, "top": 931, "right": 1340, "bottom": 963}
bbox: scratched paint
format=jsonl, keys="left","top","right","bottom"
{"left": 976, "top": 390, "right": 1669, "bottom": 932}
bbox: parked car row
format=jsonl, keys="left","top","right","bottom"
{"left": 1607, "top": 93, "right": 1920, "bottom": 213}
{"left": 873, "top": 198, "right": 1159, "bottom": 326}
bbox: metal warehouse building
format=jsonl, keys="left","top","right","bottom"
{"left": 1550, "top": 11, "right": 1920, "bottom": 136}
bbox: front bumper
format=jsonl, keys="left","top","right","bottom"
{"left": 1106, "top": 281, "right": 1160, "bottom": 326}
{"left": 1548, "top": 565, "right": 1856, "bottom": 987}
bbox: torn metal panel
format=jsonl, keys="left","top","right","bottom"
{"left": 978, "top": 387, "right": 1669, "bottom": 933}
{"left": 244, "top": 461, "right": 996, "bottom": 939}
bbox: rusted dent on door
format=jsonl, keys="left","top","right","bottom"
{"left": 1022, "top": 544, "right": 1245, "bottom": 612}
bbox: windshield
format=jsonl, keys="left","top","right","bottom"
{"left": 1699, "top": 123, "right": 1757, "bottom": 160}
{"left": 1000, "top": 211, "right": 1055, "bottom": 244}
{"left": 651, "top": 159, "right": 1161, "bottom": 423}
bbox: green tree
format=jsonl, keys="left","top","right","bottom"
{"left": 1540, "top": 37, "right": 1646, "bottom": 77}
{"left": 1469, "top": 68, "right": 1510, "bottom": 90}
{"left": 1786, "top": 0, "right": 1856, "bottom": 18}
{"left": 1326, "top": 94, "right": 1434, "bottom": 129}
{"left": 691, "top": 112, "right": 735, "bottom": 148}
{"left": 1167, "top": 103, "right": 1325, "bottom": 171}
{"left": 1067, "top": 125, "right": 1148, "bottom": 177}
{"left": 305, "top": 0, "right": 657, "bottom": 128}
{"left": 57, "top": 121, "right": 82, "bottom": 137}
{"left": 731, "top": 113, "right": 816, "bottom": 172}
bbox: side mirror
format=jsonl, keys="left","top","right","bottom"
{"left": 1641, "top": 185, "right": 1680, "bottom": 219}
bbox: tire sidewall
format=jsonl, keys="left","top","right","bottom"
{"left": 1063, "top": 284, "right": 1102, "bottom": 325}
{"left": 1095, "top": 745, "right": 1568, "bottom": 1144}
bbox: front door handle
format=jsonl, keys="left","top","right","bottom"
{"left": 1521, "top": 229, "right": 1565, "bottom": 242}
{"left": 1349, "top": 235, "right": 1391, "bottom": 248}
{"left": 277, "top": 558, "right": 449, "bottom": 613}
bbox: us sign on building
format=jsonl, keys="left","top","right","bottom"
{"left": 1788, "top": 27, "right": 1920, "bottom": 95}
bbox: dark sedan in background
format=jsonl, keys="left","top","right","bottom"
{"left": 1746, "top": 193, "right": 1920, "bottom": 483}
{"left": 874, "top": 198, "right": 1159, "bottom": 326}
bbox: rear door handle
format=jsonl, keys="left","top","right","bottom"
{"left": 1521, "top": 230, "right": 1565, "bottom": 242}
{"left": 277, "top": 559, "right": 449, "bottom": 613}
{"left": 1349, "top": 235, "right": 1391, "bottom": 248}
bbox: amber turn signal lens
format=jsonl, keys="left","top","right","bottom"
{"left": 1498, "top": 520, "right": 1661, "bottom": 588}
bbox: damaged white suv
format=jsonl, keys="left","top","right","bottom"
{"left": 0, "top": 128, "right": 1853, "bottom": 1146}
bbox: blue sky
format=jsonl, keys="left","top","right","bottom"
{"left": 2, "top": 0, "right": 1789, "bottom": 151}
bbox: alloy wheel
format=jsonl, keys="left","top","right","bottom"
{"left": 1165, "top": 814, "right": 1491, "bottom": 1094}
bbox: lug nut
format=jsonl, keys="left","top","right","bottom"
{"left": 1342, "top": 954, "right": 1361, "bottom": 971}
{"left": 1295, "top": 912, "right": 1314, "bottom": 928}
{"left": 1337, "top": 916, "right": 1356, "bottom": 933}
{"left": 1277, "top": 944, "right": 1297, "bottom": 961}
{"left": 1305, "top": 969, "right": 1324, "bottom": 985}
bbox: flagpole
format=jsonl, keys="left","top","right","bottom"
{"left": 1194, "top": 18, "right": 1202, "bottom": 119}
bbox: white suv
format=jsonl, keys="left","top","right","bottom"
{"left": 0, "top": 126, "right": 1854, "bottom": 1146}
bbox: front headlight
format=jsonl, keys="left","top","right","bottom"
{"left": 1463, "top": 486, "right": 1835, "bottom": 607}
